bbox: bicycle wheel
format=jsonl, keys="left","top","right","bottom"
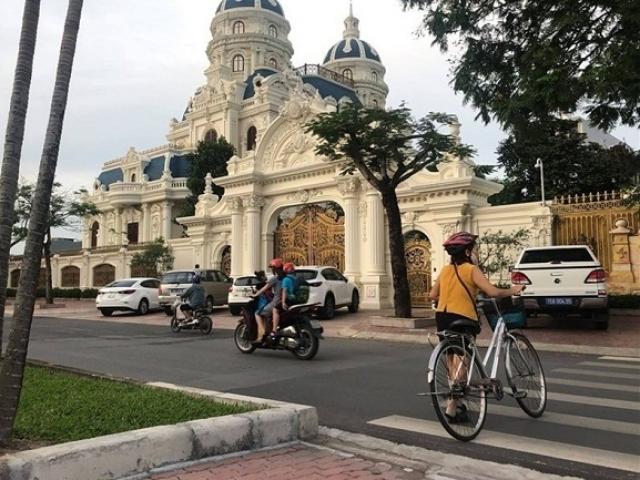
{"left": 429, "top": 340, "right": 487, "bottom": 441}
{"left": 505, "top": 332, "right": 547, "bottom": 418}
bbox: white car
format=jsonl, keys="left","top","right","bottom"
{"left": 96, "top": 278, "right": 161, "bottom": 317}
{"left": 295, "top": 266, "right": 359, "bottom": 319}
{"left": 228, "top": 276, "right": 265, "bottom": 316}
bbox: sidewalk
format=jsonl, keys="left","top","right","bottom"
{"left": 8, "top": 299, "right": 640, "bottom": 356}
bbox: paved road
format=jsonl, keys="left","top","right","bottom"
{"left": 9, "top": 317, "right": 640, "bottom": 480}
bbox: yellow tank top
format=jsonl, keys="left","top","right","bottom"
{"left": 436, "top": 263, "right": 479, "bottom": 321}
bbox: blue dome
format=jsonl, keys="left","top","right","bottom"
{"left": 216, "top": 0, "right": 285, "bottom": 17}
{"left": 323, "top": 39, "right": 382, "bottom": 64}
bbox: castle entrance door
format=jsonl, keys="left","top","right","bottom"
{"left": 405, "top": 231, "right": 433, "bottom": 308}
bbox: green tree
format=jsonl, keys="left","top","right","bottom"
{"left": 130, "top": 239, "right": 174, "bottom": 278}
{"left": 0, "top": 0, "right": 84, "bottom": 445}
{"left": 0, "top": 0, "right": 41, "bottom": 356}
{"left": 178, "top": 138, "right": 235, "bottom": 218}
{"left": 477, "top": 229, "right": 531, "bottom": 287}
{"left": 307, "top": 104, "right": 473, "bottom": 318}
{"left": 402, "top": 0, "right": 640, "bottom": 130}
{"left": 489, "top": 118, "right": 640, "bottom": 205}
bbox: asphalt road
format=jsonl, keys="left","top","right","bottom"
{"left": 6, "top": 316, "right": 640, "bottom": 480}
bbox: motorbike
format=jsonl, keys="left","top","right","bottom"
{"left": 234, "top": 297, "right": 324, "bottom": 360}
{"left": 170, "top": 299, "right": 213, "bottom": 335}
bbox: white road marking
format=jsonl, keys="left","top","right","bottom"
{"left": 599, "top": 356, "right": 640, "bottom": 363}
{"left": 547, "top": 377, "right": 640, "bottom": 393}
{"left": 580, "top": 361, "right": 640, "bottom": 371}
{"left": 548, "top": 392, "right": 640, "bottom": 411}
{"left": 553, "top": 368, "right": 639, "bottom": 380}
{"left": 368, "top": 415, "right": 640, "bottom": 473}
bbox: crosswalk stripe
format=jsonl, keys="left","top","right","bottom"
{"left": 493, "top": 405, "right": 638, "bottom": 436}
{"left": 580, "top": 361, "right": 640, "bottom": 371}
{"left": 547, "top": 377, "right": 639, "bottom": 393}
{"left": 548, "top": 392, "right": 640, "bottom": 411}
{"left": 599, "top": 356, "right": 640, "bottom": 363}
{"left": 553, "top": 368, "right": 640, "bottom": 380}
{"left": 368, "top": 415, "right": 640, "bottom": 473}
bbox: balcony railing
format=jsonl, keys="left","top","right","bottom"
{"left": 295, "top": 64, "right": 355, "bottom": 89}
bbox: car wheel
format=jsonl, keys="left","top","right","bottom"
{"left": 206, "top": 296, "right": 214, "bottom": 314}
{"left": 137, "top": 299, "right": 149, "bottom": 316}
{"left": 164, "top": 306, "right": 174, "bottom": 317}
{"left": 321, "top": 294, "right": 336, "bottom": 320}
{"left": 229, "top": 306, "right": 242, "bottom": 316}
{"left": 348, "top": 290, "right": 360, "bottom": 314}
{"left": 100, "top": 308, "right": 113, "bottom": 317}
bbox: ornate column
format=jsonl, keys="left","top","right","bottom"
{"left": 338, "top": 178, "right": 361, "bottom": 279}
{"left": 162, "top": 201, "right": 173, "bottom": 241}
{"left": 609, "top": 219, "right": 636, "bottom": 293}
{"left": 366, "top": 189, "right": 385, "bottom": 275}
{"left": 99, "top": 213, "right": 107, "bottom": 247}
{"left": 228, "top": 197, "right": 244, "bottom": 277}
{"left": 141, "top": 203, "right": 151, "bottom": 243}
{"left": 244, "top": 195, "right": 265, "bottom": 275}
{"left": 114, "top": 208, "right": 122, "bottom": 246}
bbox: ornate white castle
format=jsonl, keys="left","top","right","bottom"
{"left": 11, "top": 0, "right": 551, "bottom": 308}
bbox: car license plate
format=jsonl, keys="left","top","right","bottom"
{"left": 545, "top": 298, "right": 573, "bottom": 306}
{"left": 171, "top": 289, "right": 183, "bottom": 295}
{"left": 310, "top": 320, "right": 322, "bottom": 329}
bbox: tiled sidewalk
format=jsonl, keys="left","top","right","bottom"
{"left": 149, "top": 444, "right": 423, "bottom": 480}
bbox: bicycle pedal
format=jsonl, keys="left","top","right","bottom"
{"left": 509, "top": 391, "right": 528, "bottom": 399}
{"left": 416, "top": 392, "right": 430, "bottom": 397}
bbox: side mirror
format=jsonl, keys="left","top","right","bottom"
{"left": 344, "top": 277, "right": 349, "bottom": 283}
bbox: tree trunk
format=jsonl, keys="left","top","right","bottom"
{"left": 380, "top": 188, "right": 412, "bottom": 318}
{"left": 44, "top": 229, "right": 53, "bottom": 305}
{"left": 0, "top": 0, "right": 83, "bottom": 445}
{"left": 0, "top": 0, "right": 41, "bottom": 357}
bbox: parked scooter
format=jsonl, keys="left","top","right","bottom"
{"left": 234, "top": 298, "right": 323, "bottom": 360}
{"left": 170, "top": 299, "right": 213, "bottom": 335}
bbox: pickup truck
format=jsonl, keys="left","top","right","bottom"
{"left": 511, "top": 245, "right": 609, "bottom": 330}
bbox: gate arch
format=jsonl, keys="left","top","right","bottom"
{"left": 274, "top": 203, "right": 345, "bottom": 271}
{"left": 404, "top": 230, "right": 433, "bottom": 308}
{"left": 221, "top": 246, "right": 231, "bottom": 277}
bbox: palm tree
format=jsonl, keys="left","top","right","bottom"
{"left": 0, "top": 0, "right": 41, "bottom": 356}
{"left": 0, "top": 0, "right": 84, "bottom": 444}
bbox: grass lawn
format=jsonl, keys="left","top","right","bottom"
{"left": 11, "top": 366, "right": 254, "bottom": 447}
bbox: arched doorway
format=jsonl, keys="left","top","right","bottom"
{"left": 10, "top": 269, "right": 20, "bottom": 288}
{"left": 274, "top": 203, "right": 345, "bottom": 271}
{"left": 221, "top": 246, "right": 231, "bottom": 277}
{"left": 93, "top": 264, "right": 115, "bottom": 287}
{"left": 404, "top": 231, "right": 432, "bottom": 308}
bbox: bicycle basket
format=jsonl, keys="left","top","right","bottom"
{"left": 486, "top": 310, "right": 526, "bottom": 330}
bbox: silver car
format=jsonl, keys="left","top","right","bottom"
{"left": 159, "top": 269, "right": 231, "bottom": 316}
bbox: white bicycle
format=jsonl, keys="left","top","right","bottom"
{"left": 426, "top": 298, "right": 547, "bottom": 441}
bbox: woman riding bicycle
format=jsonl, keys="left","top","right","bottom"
{"left": 429, "top": 232, "right": 524, "bottom": 421}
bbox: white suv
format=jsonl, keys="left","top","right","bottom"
{"left": 228, "top": 276, "right": 265, "bottom": 316}
{"left": 511, "top": 246, "right": 609, "bottom": 329}
{"left": 295, "top": 266, "right": 359, "bottom": 319}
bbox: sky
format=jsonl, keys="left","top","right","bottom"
{"left": 1, "top": 0, "right": 639, "bottom": 207}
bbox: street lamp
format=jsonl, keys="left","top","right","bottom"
{"left": 535, "top": 158, "right": 546, "bottom": 206}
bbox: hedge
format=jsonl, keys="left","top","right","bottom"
{"left": 6, "top": 288, "right": 99, "bottom": 299}
{"left": 609, "top": 295, "right": 640, "bottom": 309}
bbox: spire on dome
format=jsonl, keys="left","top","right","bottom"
{"left": 343, "top": 1, "right": 360, "bottom": 39}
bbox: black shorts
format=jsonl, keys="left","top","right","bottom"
{"left": 435, "top": 311, "right": 480, "bottom": 347}
{"left": 180, "top": 304, "right": 194, "bottom": 312}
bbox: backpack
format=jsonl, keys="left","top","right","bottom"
{"left": 288, "top": 273, "right": 310, "bottom": 305}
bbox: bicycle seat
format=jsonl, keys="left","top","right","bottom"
{"left": 448, "top": 319, "right": 481, "bottom": 336}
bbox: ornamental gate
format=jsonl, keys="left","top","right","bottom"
{"left": 221, "top": 246, "right": 231, "bottom": 277}
{"left": 552, "top": 191, "right": 639, "bottom": 273}
{"left": 274, "top": 203, "right": 345, "bottom": 271}
{"left": 404, "top": 231, "right": 433, "bottom": 308}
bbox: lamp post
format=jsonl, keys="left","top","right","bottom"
{"left": 535, "top": 158, "right": 546, "bottom": 206}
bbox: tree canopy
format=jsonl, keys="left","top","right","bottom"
{"left": 489, "top": 117, "right": 640, "bottom": 205}
{"left": 402, "top": 0, "right": 640, "bottom": 130}
{"left": 180, "top": 138, "right": 235, "bottom": 217}
{"left": 131, "top": 239, "right": 174, "bottom": 278}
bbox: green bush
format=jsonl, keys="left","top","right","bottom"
{"left": 81, "top": 288, "right": 99, "bottom": 299}
{"left": 609, "top": 295, "right": 640, "bottom": 309}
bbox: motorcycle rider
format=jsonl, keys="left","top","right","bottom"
{"left": 253, "top": 259, "right": 285, "bottom": 340}
{"left": 180, "top": 274, "right": 205, "bottom": 324}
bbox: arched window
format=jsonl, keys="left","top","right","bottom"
{"left": 371, "top": 71, "right": 378, "bottom": 82}
{"left": 233, "top": 54, "right": 245, "bottom": 72}
{"left": 91, "top": 221, "right": 100, "bottom": 249}
{"left": 130, "top": 173, "right": 137, "bottom": 183}
{"left": 247, "top": 126, "right": 257, "bottom": 151}
{"left": 269, "top": 58, "right": 278, "bottom": 69}
{"left": 342, "top": 69, "right": 353, "bottom": 81}
{"left": 61, "top": 266, "right": 81, "bottom": 288}
{"left": 204, "top": 129, "right": 218, "bottom": 143}
{"left": 372, "top": 99, "right": 379, "bottom": 109}
{"left": 232, "top": 21, "right": 245, "bottom": 35}
{"left": 269, "top": 25, "right": 278, "bottom": 38}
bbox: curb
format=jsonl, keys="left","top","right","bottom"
{"left": 332, "top": 329, "right": 640, "bottom": 357}
{"left": 0, "top": 383, "right": 318, "bottom": 480}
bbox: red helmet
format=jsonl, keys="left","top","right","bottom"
{"left": 443, "top": 232, "right": 478, "bottom": 248}
{"left": 283, "top": 262, "right": 296, "bottom": 274}
{"left": 269, "top": 258, "right": 284, "bottom": 269}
